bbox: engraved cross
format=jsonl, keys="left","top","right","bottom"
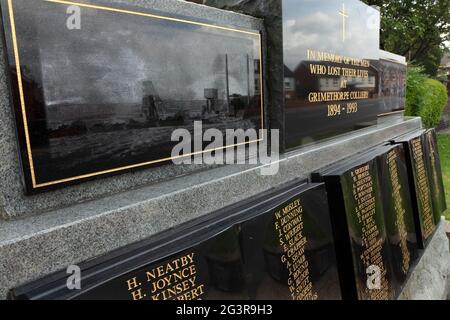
{"left": 339, "top": 3, "right": 349, "bottom": 42}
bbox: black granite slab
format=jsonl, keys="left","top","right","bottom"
{"left": 75, "top": 226, "right": 248, "bottom": 300}
{"left": 313, "top": 154, "right": 396, "bottom": 300}
{"left": 240, "top": 183, "right": 341, "bottom": 300}
{"left": 374, "top": 144, "right": 419, "bottom": 294}
{"left": 194, "top": 0, "right": 285, "bottom": 151}
{"left": 0, "top": 0, "right": 264, "bottom": 193}
{"left": 394, "top": 131, "right": 436, "bottom": 249}
{"left": 283, "top": 0, "right": 381, "bottom": 148}
{"left": 372, "top": 58, "right": 407, "bottom": 115}
{"left": 9, "top": 181, "right": 341, "bottom": 300}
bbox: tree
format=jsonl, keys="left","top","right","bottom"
{"left": 362, "top": 0, "right": 450, "bottom": 76}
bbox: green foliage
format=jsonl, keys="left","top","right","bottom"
{"left": 405, "top": 66, "right": 448, "bottom": 128}
{"left": 419, "top": 79, "right": 448, "bottom": 128}
{"left": 437, "top": 134, "right": 450, "bottom": 220}
{"left": 405, "top": 66, "right": 428, "bottom": 116}
{"left": 362, "top": 0, "right": 450, "bottom": 76}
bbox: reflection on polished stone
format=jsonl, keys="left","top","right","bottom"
{"left": 0, "top": 0, "right": 263, "bottom": 193}
{"left": 9, "top": 182, "right": 342, "bottom": 300}
{"left": 283, "top": 0, "right": 381, "bottom": 148}
{"left": 423, "top": 129, "right": 447, "bottom": 224}
{"left": 74, "top": 226, "right": 248, "bottom": 300}
{"left": 372, "top": 58, "right": 407, "bottom": 115}
{"left": 375, "top": 144, "right": 419, "bottom": 295}
{"left": 395, "top": 131, "right": 437, "bottom": 249}
{"left": 241, "top": 183, "right": 342, "bottom": 300}
{"left": 9, "top": 223, "right": 250, "bottom": 300}
{"left": 313, "top": 155, "right": 396, "bottom": 300}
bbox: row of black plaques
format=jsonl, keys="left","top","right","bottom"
{"left": 312, "top": 129, "right": 445, "bottom": 299}
{"left": 9, "top": 129, "right": 446, "bottom": 300}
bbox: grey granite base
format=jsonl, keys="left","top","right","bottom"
{"left": 399, "top": 218, "right": 450, "bottom": 300}
{"left": 0, "top": 116, "right": 429, "bottom": 299}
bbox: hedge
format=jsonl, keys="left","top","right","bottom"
{"left": 405, "top": 66, "right": 448, "bottom": 128}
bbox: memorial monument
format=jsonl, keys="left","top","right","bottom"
{"left": 0, "top": 0, "right": 448, "bottom": 301}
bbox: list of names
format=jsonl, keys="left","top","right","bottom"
{"left": 350, "top": 164, "right": 390, "bottom": 300}
{"left": 411, "top": 138, "right": 435, "bottom": 239}
{"left": 126, "top": 252, "right": 205, "bottom": 300}
{"left": 387, "top": 150, "right": 410, "bottom": 275}
{"left": 274, "top": 199, "right": 318, "bottom": 300}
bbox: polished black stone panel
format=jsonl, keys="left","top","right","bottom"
{"left": 372, "top": 59, "right": 407, "bottom": 115}
{"left": 191, "top": 0, "right": 285, "bottom": 151}
{"left": 374, "top": 145, "right": 419, "bottom": 294}
{"left": 9, "top": 181, "right": 341, "bottom": 300}
{"left": 77, "top": 226, "right": 248, "bottom": 300}
{"left": 423, "top": 129, "right": 447, "bottom": 224}
{"left": 0, "top": 0, "right": 264, "bottom": 193}
{"left": 327, "top": 143, "right": 419, "bottom": 296}
{"left": 394, "top": 131, "right": 436, "bottom": 249}
{"left": 283, "top": 0, "right": 381, "bottom": 148}
{"left": 11, "top": 224, "right": 248, "bottom": 300}
{"left": 313, "top": 156, "right": 396, "bottom": 300}
{"left": 241, "top": 183, "right": 342, "bottom": 300}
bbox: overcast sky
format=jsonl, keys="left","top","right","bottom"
{"left": 13, "top": 0, "right": 259, "bottom": 106}
{"left": 283, "top": 0, "right": 380, "bottom": 71}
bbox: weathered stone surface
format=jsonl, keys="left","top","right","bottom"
{"left": 399, "top": 218, "right": 450, "bottom": 300}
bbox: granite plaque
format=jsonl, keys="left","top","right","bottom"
{"left": 313, "top": 156, "right": 395, "bottom": 300}
{"left": 283, "top": 0, "right": 381, "bottom": 148}
{"left": 395, "top": 131, "right": 436, "bottom": 248}
{"left": 78, "top": 226, "right": 248, "bottom": 300}
{"left": 241, "top": 183, "right": 341, "bottom": 300}
{"left": 373, "top": 57, "right": 407, "bottom": 115}
{"left": 374, "top": 145, "right": 419, "bottom": 292}
{"left": 9, "top": 181, "right": 341, "bottom": 300}
{"left": 0, "top": 0, "right": 264, "bottom": 193}
{"left": 11, "top": 224, "right": 248, "bottom": 300}
{"left": 423, "top": 129, "right": 447, "bottom": 224}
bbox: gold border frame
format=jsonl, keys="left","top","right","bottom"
{"left": 6, "top": 0, "right": 265, "bottom": 189}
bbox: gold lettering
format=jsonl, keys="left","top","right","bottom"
{"left": 143, "top": 252, "right": 204, "bottom": 300}
{"left": 307, "top": 49, "right": 370, "bottom": 68}
{"left": 411, "top": 138, "right": 435, "bottom": 238}
{"left": 275, "top": 198, "right": 318, "bottom": 300}
{"left": 308, "top": 91, "right": 369, "bottom": 103}
{"left": 350, "top": 164, "right": 391, "bottom": 300}
{"left": 126, "top": 277, "right": 140, "bottom": 291}
{"left": 131, "top": 288, "right": 146, "bottom": 300}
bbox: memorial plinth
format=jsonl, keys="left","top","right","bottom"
{"left": 1, "top": 116, "right": 449, "bottom": 300}
{"left": 0, "top": 0, "right": 448, "bottom": 301}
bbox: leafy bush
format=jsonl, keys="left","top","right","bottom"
{"left": 419, "top": 79, "right": 448, "bottom": 128}
{"left": 405, "top": 66, "right": 448, "bottom": 128}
